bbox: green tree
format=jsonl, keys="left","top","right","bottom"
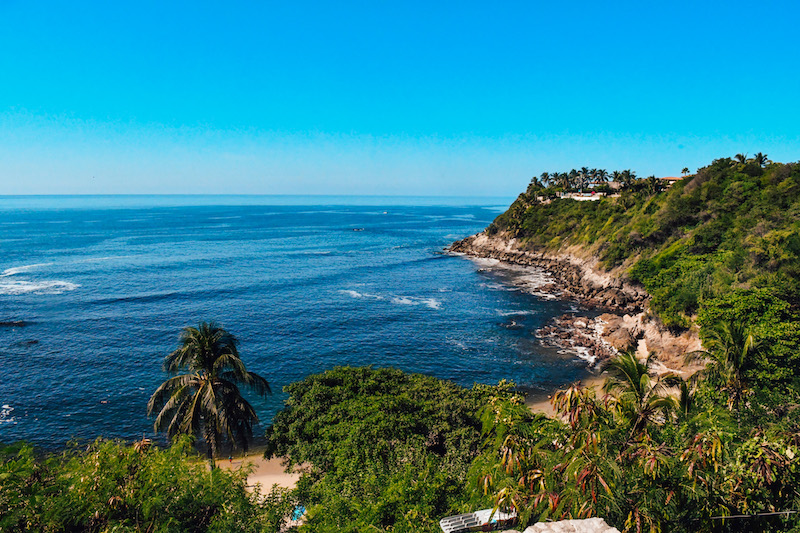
{"left": 147, "top": 322, "right": 270, "bottom": 468}
{"left": 645, "top": 175, "right": 661, "bottom": 195}
{"left": 603, "top": 351, "right": 677, "bottom": 437}
{"left": 681, "top": 167, "right": 690, "bottom": 176}
{"left": 0, "top": 438, "right": 296, "bottom": 532}
{"left": 691, "top": 320, "right": 761, "bottom": 411}
{"left": 620, "top": 169, "right": 637, "bottom": 189}
{"left": 264, "top": 366, "right": 512, "bottom": 531}
{"left": 540, "top": 172, "right": 551, "bottom": 187}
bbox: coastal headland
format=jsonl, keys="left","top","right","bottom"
{"left": 449, "top": 231, "right": 703, "bottom": 376}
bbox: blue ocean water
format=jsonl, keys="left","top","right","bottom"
{"left": 0, "top": 196, "right": 593, "bottom": 449}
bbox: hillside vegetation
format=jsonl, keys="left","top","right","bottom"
{"left": 489, "top": 156, "right": 800, "bottom": 386}
{"left": 4, "top": 157, "right": 800, "bottom": 532}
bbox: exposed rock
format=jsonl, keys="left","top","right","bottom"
{"left": 500, "top": 518, "right": 620, "bottom": 533}
{"left": 449, "top": 232, "right": 648, "bottom": 314}
{"left": 514, "top": 517, "right": 621, "bottom": 532}
{"left": 449, "top": 231, "right": 703, "bottom": 374}
{"left": 0, "top": 320, "right": 27, "bottom": 327}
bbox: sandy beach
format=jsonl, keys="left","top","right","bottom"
{"left": 220, "top": 452, "right": 303, "bottom": 491}
{"left": 526, "top": 373, "right": 607, "bottom": 417}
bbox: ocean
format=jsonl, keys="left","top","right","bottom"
{"left": 0, "top": 196, "right": 593, "bottom": 449}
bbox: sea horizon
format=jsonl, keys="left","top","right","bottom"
{"left": 0, "top": 194, "right": 517, "bottom": 211}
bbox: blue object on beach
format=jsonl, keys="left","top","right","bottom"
{"left": 291, "top": 505, "right": 306, "bottom": 521}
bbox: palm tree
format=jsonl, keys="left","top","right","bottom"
{"left": 148, "top": 322, "right": 271, "bottom": 467}
{"left": 576, "top": 171, "right": 588, "bottom": 192}
{"left": 558, "top": 172, "right": 573, "bottom": 191}
{"left": 753, "top": 152, "right": 770, "bottom": 167}
{"left": 595, "top": 169, "right": 609, "bottom": 184}
{"left": 646, "top": 175, "right": 661, "bottom": 194}
{"left": 620, "top": 169, "right": 637, "bottom": 189}
{"left": 681, "top": 167, "right": 690, "bottom": 176}
{"left": 734, "top": 153, "right": 748, "bottom": 164}
{"left": 603, "top": 351, "right": 676, "bottom": 436}
{"left": 539, "top": 172, "right": 551, "bottom": 187}
{"left": 689, "top": 319, "right": 760, "bottom": 410}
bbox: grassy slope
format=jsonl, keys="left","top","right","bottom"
{"left": 488, "top": 157, "right": 800, "bottom": 385}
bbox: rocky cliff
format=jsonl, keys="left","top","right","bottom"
{"left": 450, "top": 231, "right": 702, "bottom": 373}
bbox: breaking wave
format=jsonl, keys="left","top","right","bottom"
{"left": 0, "top": 280, "right": 79, "bottom": 295}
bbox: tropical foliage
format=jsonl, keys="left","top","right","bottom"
{"left": 0, "top": 437, "right": 296, "bottom": 533}
{"left": 490, "top": 155, "right": 800, "bottom": 388}
{"left": 148, "top": 322, "right": 270, "bottom": 467}
{"left": 263, "top": 366, "right": 513, "bottom": 532}
{"left": 474, "top": 351, "right": 800, "bottom": 532}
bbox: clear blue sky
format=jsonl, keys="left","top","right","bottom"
{"left": 2, "top": 1, "right": 799, "bottom": 195}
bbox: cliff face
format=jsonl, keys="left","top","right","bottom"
{"left": 450, "top": 231, "right": 702, "bottom": 373}
{"left": 450, "top": 231, "right": 648, "bottom": 312}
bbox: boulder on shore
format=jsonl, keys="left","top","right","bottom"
{"left": 502, "top": 517, "right": 621, "bottom": 533}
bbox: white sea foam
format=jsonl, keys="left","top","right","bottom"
{"left": 339, "top": 290, "right": 383, "bottom": 300}
{"left": 0, "top": 280, "right": 80, "bottom": 295}
{"left": 447, "top": 338, "right": 468, "bottom": 350}
{"left": 481, "top": 282, "right": 518, "bottom": 292}
{"left": 391, "top": 296, "right": 442, "bottom": 310}
{"left": 516, "top": 271, "right": 553, "bottom": 289}
{"left": 75, "top": 256, "right": 127, "bottom": 264}
{"left": 496, "top": 309, "right": 536, "bottom": 316}
{"left": 420, "top": 298, "right": 442, "bottom": 310}
{"left": 1, "top": 263, "right": 53, "bottom": 277}
{"left": 557, "top": 347, "right": 597, "bottom": 365}
{"left": 341, "top": 290, "right": 440, "bottom": 309}
{"left": 0, "top": 404, "right": 15, "bottom": 425}
{"left": 531, "top": 291, "right": 558, "bottom": 300}
{"left": 471, "top": 257, "right": 501, "bottom": 269}
{"left": 573, "top": 346, "right": 597, "bottom": 364}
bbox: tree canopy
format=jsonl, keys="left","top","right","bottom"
{"left": 264, "top": 366, "right": 514, "bottom": 532}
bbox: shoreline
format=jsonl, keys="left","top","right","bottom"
{"left": 219, "top": 448, "right": 304, "bottom": 492}
{"left": 526, "top": 373, "right": 607, "bottom": 417}
{"left": 449, "top": 232, "right": 703, "bottom": 375}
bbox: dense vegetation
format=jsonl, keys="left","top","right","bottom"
{"left": 6, "top": 359, "right": 799, "bottom": 532}
{"left": 461, "top": 155, "right": 800, "bottom": 531}
{"left": 0, "top": 437, "right": 295, "bottom": 532}
{"left": 489, "top": 156, "right": 800, "bottom": 387}
{"left": 263, "top": 366, "right": 509, "bottom": 532}
{"left": 473, "top": 352, "right": 800, "bottom": 532}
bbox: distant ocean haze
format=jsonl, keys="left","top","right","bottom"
{"left": 0, "top": 196, "right": 593, "bottom": 449}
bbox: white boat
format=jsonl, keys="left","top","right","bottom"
{"left": 439, "top": 508, "right": 517, "bottom": 533}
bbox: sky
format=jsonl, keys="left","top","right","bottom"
{"left": 1, "top": 1, "right": 799, "bottom": 196}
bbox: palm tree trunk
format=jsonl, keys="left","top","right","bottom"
{"left": 204, "top": 424, "right": 216, "bottom": 470}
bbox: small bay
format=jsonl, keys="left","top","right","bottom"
{"left": 0, "top": 196, "right": 593, "bottom": 449}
